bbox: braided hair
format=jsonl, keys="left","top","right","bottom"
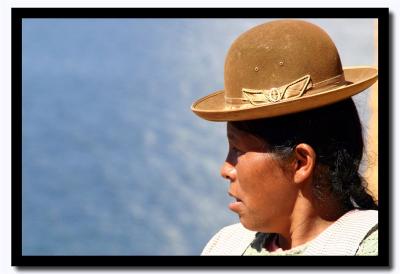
{"left": 231, "top": 98, "right": 377, "bottom": 211}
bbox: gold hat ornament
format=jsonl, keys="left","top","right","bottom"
{"left": 191, "top": 20, "right": 378, "bottom": 121}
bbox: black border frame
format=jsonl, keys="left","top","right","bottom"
{"left": 12, "top": 7, "right": 390, "bottom": 267}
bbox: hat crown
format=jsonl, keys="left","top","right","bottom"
{"left": 224, "top": 20, "right": 344, "bottom": 101}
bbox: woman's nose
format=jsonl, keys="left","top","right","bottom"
{"left": 220, "top": 161, "right": 237, "bottom": 182}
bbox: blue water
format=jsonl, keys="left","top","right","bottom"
{"left": 22, "top": 18, "right": 374, "bottom": 255}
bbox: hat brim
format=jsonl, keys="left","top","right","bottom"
{"left": 191, "top": 66, "right": 378, "bottom": 122}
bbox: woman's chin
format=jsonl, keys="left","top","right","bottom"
{"left": 238, "top": 217, "right": 258, "bottom": 231}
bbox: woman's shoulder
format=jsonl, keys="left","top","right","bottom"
{"left": 356, "top": 225, "right": 378, "bottom": 256}
{"left": 301, "top": 209, "right": 378, "bottom": 255}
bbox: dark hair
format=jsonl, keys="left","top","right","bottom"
{"left": 231, "top": 98, "right": 377, "bottom": 211}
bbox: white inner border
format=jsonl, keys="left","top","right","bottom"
{"left": 1, "top": 1, "right": 398, "bottom": 274}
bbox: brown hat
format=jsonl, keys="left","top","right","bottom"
{"left": 191, "top": 20, "right": 378, "bottom": 121}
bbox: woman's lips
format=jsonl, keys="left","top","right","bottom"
{"left": 228, "top": 193, "right": 243, "bottom": 212}
{"left": 229, "top": 200, "right": 243, "bottom": 212}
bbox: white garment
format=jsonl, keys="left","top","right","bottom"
{"left": 201, "top": 222, "right": 256, "bottom": 255}
{"left": 201, "top": 209, "right": 378, "bottom": 256}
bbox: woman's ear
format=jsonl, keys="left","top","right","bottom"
{"left": 292, "top": 143, "right": 316, "bottom": 184}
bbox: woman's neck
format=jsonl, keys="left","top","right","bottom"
{"left": 276, "top": 196, "right": 346, "bottom": 250}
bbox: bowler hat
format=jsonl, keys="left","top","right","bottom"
{"left": 191, "top": 20, "right": 378, "bottom": 121}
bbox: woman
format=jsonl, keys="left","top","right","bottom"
{"left": 191, "top": 20, "right": 378, "bottom": 255}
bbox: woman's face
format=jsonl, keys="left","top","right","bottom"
{"left": 221, "top": 123, "right": 298, "bottom": 233}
